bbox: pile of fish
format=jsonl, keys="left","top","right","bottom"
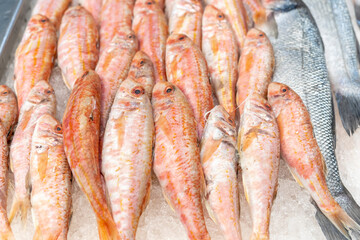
{"left": 1, "top": 0, "right": 360, "bottom": 239}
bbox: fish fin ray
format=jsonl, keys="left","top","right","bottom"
{"left": 335, "top": 89, "right": 360, "bottom": 135}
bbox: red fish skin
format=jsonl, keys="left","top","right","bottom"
{"left": 14, "top": 14, "right": 56, "bottom": 111}
{"left": 32, "top": 0, "right": 71, "bottom": 29}
{"left": 62, "top": 70, "right": 120, "bottom": 240}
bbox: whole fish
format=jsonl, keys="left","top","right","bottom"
{"left": 95, "top": 29, "right": 138, "bottom": 144}
{"left": 32, "top": 0, "right": 71, "bottom": 29}
{"left": 102, "top": 78, "right": 154, "bottom": 239}
{"left": 80, "top": 0, "right": 103, "bottom": 26}
{"left": 239, "top": 93, "right": 279, "bottom": 240}
{"left": 0, "top": 86, "right": 18, "bottom": 239}
{"left": 133, "top": 0, "right": 168, "bottom": 83}
{"left": 165, "top": 0, "right": 203, "bottom": 47}
{"left": 30, "top": 114, "right": 72, "bottom": 240}
{"left": 0, "top": 86, "right": 18, "bottom": 138}
{"left": 204, "top": 0, "right": 248, "bottom": 49}
{"left": 202, "top": 5, "right": 238, "bottom": 119}
{"left": 128, "top": 51, "right": 156, "bottom": 99}
{"left": 100, "top": 0, "right": 135, "bottom": 53}
{"left": 166, "top": 33, "right": 214, "bottom": 139}
{"left": 303, "top": 0, "right": 360, "bottom": 135}
{"left": 14, "top": 14, "right": 56, "bottom": 110}
{"left": 264, "top": 0, "right": 360, "bottom": 238}
{"left": 236, "top": 28, "right": 274, "bottom": 115}
{"left": 243, "top": 0, "right": 266, "bottom": 25}
{"left": 268, "top": 82, "right": 360, "bottom": 239}
{"left": 0, "top": 124, "right": 13, "bottom": 240}
{"left": 58, "top": 6, "right": 99, "bottom": 89}
{"left": 200, "top": 105, "right": 241, "bottom": 240}
{"left": 152, "top": 81, "right": 210, "bottom": 240}
{"left": 62, "top": 70, "right": 119, "bottom": 240}
{"left": 9, "top": 80, "right": 56, "bottom": 223}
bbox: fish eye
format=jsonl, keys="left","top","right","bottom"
{"left": 40, "top": 18, "right": 47, "bottom": 23}
{"left": 281, "top": 87, "right": 287, "bottom": 93}
{"left": 128, "top": 34, "right": 135, "bottom": 39}
{"left": 265, "top": 103, "right": 271, "bottom": 110}
{"left": 165, "top": 86, "right": 174, "bottom": 93}
{"left": 55, "top": 125, "right": 62, "bottom": 132}
{"left": 2, "top": 91, "right": 8, "bottom": 95}
{"left": 132, "top": 86, "right": 145, "bottom": 96}
{"left": 259, "top": 33, "right": 264, "bottom": 37}
{"left": 139, "top": 60, "right": 145, "bottom": 66}
{"left": 179, "top": 36, "right": 185, "bottom": 41}
{"left": 218, "top": 14, "right": 224, "bottom": 19}
{"left": 46, "top": 90, "right": 52, "bottom": 94}
{"left": 146, "top": 1, "right": 152, "bottom": 5}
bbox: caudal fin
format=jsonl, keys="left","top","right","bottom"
{"left": 335, "top": 89, "right": 360, "bottom": 135}
{"left": 8, "top": 194, "right": 30, "bottom": 224}
{"left": 97, "top": 218, "right": 119, "bottom": 240}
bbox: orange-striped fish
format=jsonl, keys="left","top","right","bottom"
{"left": 14, "top": 14, "right": 56, "bottom": 111}
{"left": 9, "top": 81, "right": 56, "bottom": 223}
{"left": 166, "top": 33, "right": 214, "bottom": 139}
{"left": 243, "top": 0, "right": 266, "bottom": 25}
{"left": 0, "top": 123, "right": 14, "bottom": 240}
{"left": 0, "top": 86, "right": 18, "bottom": 138}
{"left": 200, "top": 105, "right": 241, "bottom": 240}
{"left": 152, "top": 81, "right": 210, "bottom": 240}
{"left": 58, "top": 6, "right": 99, "bottom": 89}
{"left": 268, "top": 82, "right": 360, "bottom": 239}
{"left": 95, "top": 29, "right": 138, "bottom": 142}
{"left": 165, "top": 0, "right": 203, "bottom": 47}
{"left": 0, "top": 86, "right": 17, "bottom": 240}
{"left": 80, "top": 0, "right": 103, "bottom": 26}
{"left": 30, "top": 114, "right": 72, "bottom": 240}
{"left": 128, "top": 51, "right": 155, "bottom": 99}
{"left": 32, "top": 0, "right": 71, "bottom": 29}
{"left": 102, "top": 78, "right": 154, "bottom": 239}
{"left": 239, "top": 93, "right": 279, "bottom": 240}
{"left": 100, "top": 0, "right": 135, "bottom": 53}
{"left": 236, "top": 28, "right": 274, "bottom": 116}
{"left": 133, "top": 0, "right": 168, "bottom": 83}
{"left": 205, "top": 0, "right": 248, "bottom": 49}
{"left": 202, "top": 5, "right": 238, "bottom": 119}
{"left": 62, "top": 71, "right": 119, "bottom": 240}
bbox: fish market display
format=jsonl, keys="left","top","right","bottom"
{"left": 268, "top": 82, "right": 360, "bottom": 239}
{"left": 166, "top": 33, "right": 214, "bottom": 139}
{"left": 200, "top": 105, "right": 241, "bottom": 240}
{"left": 264, "top": 0, "right": 360, "bottom": 237}
{"left": 32, "top": 0, "right": 71, "bottom": 29}
{"left": 14, "top": 14, "right": 56, "bottom": 110}
{"left": 202, "top": 5, "right": 238, "bottom": 119}
{"left": 236, "top": 28, "right": 274, "bottom": 115}
{"left": 303, "top": 0, "right": 360, "bottom": 135}
{"left": 239, "top": 93, "right": 279, "bottom": 240}
{"left": 102, "top": 78, "right": 154, "bottom": 239}
{"left": 30, "top": 114, "right": 72, "bottom": 239}
{"left": 80, "top": 0, "right": 103, "bottom": 26}
{"left": 58, "top": 6, "right": 99, "bottom": 89}
{"left": 165, "top": 0, "right": 203, "bottom": 47}
{"left": 95, "top": 29, "right": 138, "bottom": 144}
{"left": 62, "top": 70, "right": 119, "bottom": 240}
{"left": 9, "top": 81, "right": 56, "bottom": 223}
{"left": 204, "top": 0, "right": 248, "bottom": 49}
{"left": 133, "top": 0, "right": 168, "bottom": 83}
{"left": 243, "top": 0, "right": 266, "bottom": 25}
{"left": 0, "top": 86, "right": 18, "bottom": 240}
{"left": 100, "top": 0, "right": 135, "bottom": 53}
{"left": 152, "top": 81, "right": 210, "bottom": 240}
{"left": 128, "top": 51, "right": 156, "bottom": 99}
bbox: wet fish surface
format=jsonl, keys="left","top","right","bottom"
{"left": 32, "top": 0, "right": 71, "bottom": 29}
{"left": 102, "top": 78, "right": 154, "bottom": 239}
{"left": 0, "top": 86, "right": 18, "bottom": 138}
{"left": 200, "top": 105, "right": 241, "bottom": 240}
{"left": 152, "top": 81, "right": 210, "bottom": 240}
{"left": 264, "top": 1, "right": 360, "bottom": 238}
{"left": 80, "top": 0, "right": 103, "bottom": 26}
{"left": 30, "top": 114, "right": 72, "bottom": 240}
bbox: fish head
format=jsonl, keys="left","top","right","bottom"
{"left": 242, "top": 93, "right": 275, "bottom": 128}
{"left": 33, "top": 114, "right": 63, "bottom": 151}
{"left": 203, "top": 5, "right": 227, "bottom": 27}
{"left": 109, "top": 29, "right": 138, "bottom": 50}
{"left": 64, "top": 6, "right": 88, "bottom": 19}
{"left": 166, "top": 33, "right": 192, "bottom": 52}
{"left": 134, "top": 0, "right": 159, "bottom": 13}
{"left": 114, "top": 77, "right": 149, "bottom": 109}
{"left": 73, "top": 70, "right": 101, "bottom": 92}
{"left": 152, "top": 81, "right": 181, "bottom": 111}
{"left": 27, "top": 14, "right": 55, "bottom": 33}
{"left": 128, "top": 51, "right": 154, "bottom": 79}
{"left": 244, "top": 28, "right": 270, "bottom": 48}
{"left": 0, "top": 85, "right": 16, "bottom": 104}
{"left": 26, "top": 81, "right": 55, "bottom": 105}
{"left": 267, "top": 82, "right": 293, "bottom": 117}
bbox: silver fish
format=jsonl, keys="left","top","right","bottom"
{"left": 264, "top": 0, "right": 360, "bottom": 239}
{"left": 303, "top": 0, "right": 360, "bottom": 135}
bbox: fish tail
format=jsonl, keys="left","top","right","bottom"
{"left": 8, "top": 193, "right": 30, "bottom": 224}
{"left": 97, "top": 217, "right": 119, "bottom": 240}
{"left": 335, "top": 89, "right": 360, "bottom": 135}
